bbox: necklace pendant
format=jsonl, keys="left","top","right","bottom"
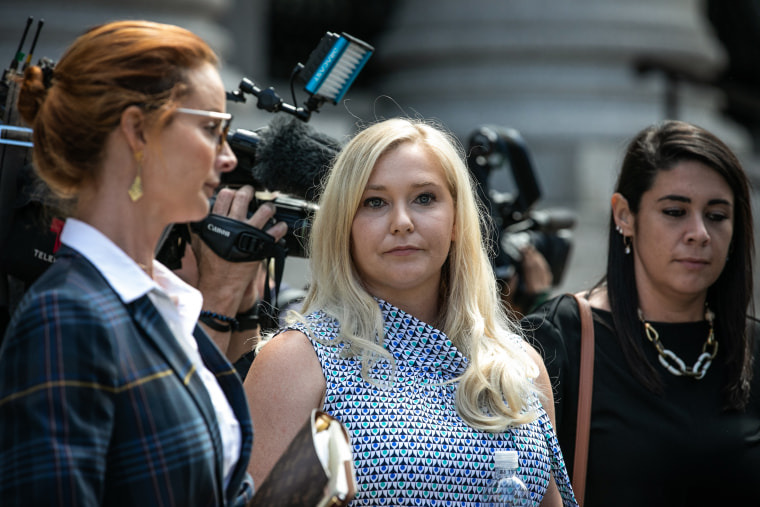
{"left": 639, "top": 304, "right": 718, "bottom": 380}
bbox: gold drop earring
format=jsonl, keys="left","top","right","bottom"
{"left": 128, "top": 151, "right": 144, "bottom": 202}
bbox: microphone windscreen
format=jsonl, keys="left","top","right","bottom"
{"left": 252, "top": 116, "right": 342, "bottom": 201}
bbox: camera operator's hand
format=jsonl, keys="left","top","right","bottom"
{"left": 502, "top": 244, "right": 553, "bottom": 316}
{"left": 520, "top": 244, "right": 553, "bottom": 296}
{"left": 177, "top": 185, "right": 287, "bottom": 361}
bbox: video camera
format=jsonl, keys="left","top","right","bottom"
{"left": 467, "top": 125, "right": 575, "bottom": 301}
{"left": 0, "top": 17, "right": 58, "bottom": 337}
{"left": 157, "top": 31, "right": 373, "bottom": 267}
{"left": 0, "top": 20, "right": 373, "bottom": 340}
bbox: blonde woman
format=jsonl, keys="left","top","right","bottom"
{"left": 244, "top": 118, "right": 577, "bottom": 506}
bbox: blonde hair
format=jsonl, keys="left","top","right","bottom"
{"left": 292, "top": 117, "right": 539, "bottom": 430}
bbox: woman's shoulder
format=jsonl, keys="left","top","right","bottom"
{"left": 280, "top": 310, "right": 341, "bottom": 342}
{"left": 261, "top": 328, "right": 316, "bottom": 358}
{"left": 25, "top": 248, "right": 101, "bottom": 290}
{"left": 521, "top": 293, "right": 583, "bottom": 327}
{"left": 3, "top": 257, "right": 123, "bottom": 373}
{"left": 253, "top": 328, "right": 324, "bottom": 389}
{"left": 522, "top": 286, "right": 609, "bottom": 327}
{"left": 518, "top": 293, "right": 585, "bottom": 354}
{"left": 12, "top": 255, "right": 119, "bottom": 328}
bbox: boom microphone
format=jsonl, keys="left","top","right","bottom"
{"left": 255, "top": 115, "right": 342, "bottom": 200}
{"left": 226, "top": 114, "right": 342, "bottom": 202}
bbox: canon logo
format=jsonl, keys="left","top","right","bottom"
{"left": 207, "top": 223, "right": 230, "bottom": 237}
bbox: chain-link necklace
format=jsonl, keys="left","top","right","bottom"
{"left": 637, "top": 305, "right": 718, "bottom": 380}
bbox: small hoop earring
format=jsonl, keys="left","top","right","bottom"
{"left": 128, "top": 151, "right": 144, "bottom": 202}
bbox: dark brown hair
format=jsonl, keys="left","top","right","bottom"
{"left": 596, "top": 120, "right": 755, "bottom": 409}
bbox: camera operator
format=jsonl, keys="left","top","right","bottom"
{"left": 467, "top": 125, "right": 574, "bottom": 318}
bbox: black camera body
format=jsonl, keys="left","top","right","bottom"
{"left": 467, "top": 125, "right": 575, "bottom": 292}
{"left": 256, "top": 194, "right": 318, "bottom": 259}
{"left": 211, "top": 127, "right": 315, "bottom": 260}
{"left": 219, "top": 125, "right": 328, "bottom": 259}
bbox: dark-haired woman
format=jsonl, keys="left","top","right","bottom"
{"left": 522, "top": 120, "right": 759, "bottom": 506}
{"left": 0, "top": 20, "right": 284, "bottom": 506}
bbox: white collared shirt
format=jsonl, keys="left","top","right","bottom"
{"left": 60, "top": 218, "right": 242, "bottom": 487}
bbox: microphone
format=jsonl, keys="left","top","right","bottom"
{"left": 201, "top": 115, "right": 343, "bottom": 261}
{"left": 226, "top": 114, "right": 342, "bottom": 202}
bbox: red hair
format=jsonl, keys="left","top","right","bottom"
{"left": 17, "top": 20, "right": 219, "bottom": 197}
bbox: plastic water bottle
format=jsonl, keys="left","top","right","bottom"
{"left": 489, "top": 450, "right": 530, "bottom": 507}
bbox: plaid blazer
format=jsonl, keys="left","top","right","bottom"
{"left": 0, "top": 246, "right": 253, "bottom": 506}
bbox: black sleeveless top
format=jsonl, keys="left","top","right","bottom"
{"left": 522, "top": 294, "right": 760, "bottom": 507}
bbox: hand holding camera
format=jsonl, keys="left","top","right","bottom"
{"left": 193, "top": 186, "right": 286, "bottom": 313}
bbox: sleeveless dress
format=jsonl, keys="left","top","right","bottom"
{"left": 287, "top": 299, "right": 577, "bottom": 506}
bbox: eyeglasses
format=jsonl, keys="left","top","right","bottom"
{"left": 175, "top": 107, "right": 233, "bottom": 152}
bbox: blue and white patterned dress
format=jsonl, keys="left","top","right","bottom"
{"left": 286, "top": 300, "right": 577, "bottom": 506}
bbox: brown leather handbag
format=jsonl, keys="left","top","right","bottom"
{"left": 570, "top": 294, "right": 595, "bottom": 507}
{"left": 250, "top": 409, "right": 357, "bottom": 507}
